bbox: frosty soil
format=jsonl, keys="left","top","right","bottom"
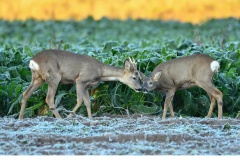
{"left": 0, "top": 115, "right": 239, "bottom": 155}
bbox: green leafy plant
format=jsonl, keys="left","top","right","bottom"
{"left": 0, "top": 18, "right": 239, "bottom": 118}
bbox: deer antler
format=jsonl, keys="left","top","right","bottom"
{"left": 128, "top": 57, "right": 133, "bottom": 63}
{"left": 128, "top": 57, "right": 137, "bottom": 68}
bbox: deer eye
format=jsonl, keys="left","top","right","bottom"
{"left": 149, "top": 82, "right": 153, "bottom": 85}
{"left": 132, "top": 77, "right": 137, "bottom": 80}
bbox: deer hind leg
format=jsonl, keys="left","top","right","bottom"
{"left": 67, "top": 82, "right": 84, "bottom": 118}
{"left": 206, "top": 93, "right": 216, "bottom": 118}
{"left": 210, "top": 87, "right": 222, "bottom": 119}
{"left": 19, "top": 75, "right": 44, "bottom": 119}
{"left": 45, "top": 74, "right": 62, "bottom": 119}
{"left": 197, "top": 81, "right": 223, "bottom": 119}
{"left": 162, "top": 89, "right": 176, "bottom": 119}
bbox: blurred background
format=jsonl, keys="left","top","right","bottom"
{"left": 0, "top": 0, "right": 240, "bottom": 24}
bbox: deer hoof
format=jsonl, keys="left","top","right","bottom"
{"left": 67, "top": 112, "right": 76, "bottom": 118}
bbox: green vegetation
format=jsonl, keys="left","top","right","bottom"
{"left": 0, "top": 18, "right": 239, "bottom": 118}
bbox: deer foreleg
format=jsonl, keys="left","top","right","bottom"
{"left": 83, "top": 89, "right": 92, "bottom": 118}
{"left": 68, "top": 82, "right": 84, "bottom": 118}
{"left": 162, "top": 89, "right": 175, "bottom": 119}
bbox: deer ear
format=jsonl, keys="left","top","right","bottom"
{"left": 124, "top": 59, "right": 134, "bottom": 72}
{"left": 139, "top": 71, "right": 147, "bottom": 80}
{"left": 153, "top": 71, "right": 162, "bottom": 81}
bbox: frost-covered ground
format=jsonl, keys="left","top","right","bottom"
{"left": 0, "top": 114, "right": 240, "bottom": 155}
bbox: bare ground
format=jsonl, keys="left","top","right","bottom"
{"left": 0, "top": 114, "right": 239, "bottom": 155}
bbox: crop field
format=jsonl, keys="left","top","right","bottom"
{"left": 0, "top": 18, "right": 240, "bottom": 155}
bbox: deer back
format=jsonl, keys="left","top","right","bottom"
{"left": 142, "top": 54, "right": 219, "bottom": 91}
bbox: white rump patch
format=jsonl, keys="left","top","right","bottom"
{"left": 29, "top": 60, "right": 39, "bottom": 71}
{"left": 210, "top": 61, "right": 220, "bottom": 72}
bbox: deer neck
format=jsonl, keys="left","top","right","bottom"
{"left": 100, "top": 65, "right": 125, "bottom": 82}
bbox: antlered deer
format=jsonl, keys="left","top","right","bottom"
{"left": 141, "top": 54, "right": 223, "bottom": 119}
{"left": 19, "top": 49, "right": 142, "bottom": 119}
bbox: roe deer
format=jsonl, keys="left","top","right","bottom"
{"left": 141, "top": 54, "right": 223, "bottom": 119}
{"left": 19, "top": 49, "right": 142, "bottom": 119}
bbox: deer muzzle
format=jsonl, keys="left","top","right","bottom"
{"left": 141, "top": 88, "right": 148, "bottom": 94}
{"left": 135, "top": 88, "right": 142, "bottom": 92}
